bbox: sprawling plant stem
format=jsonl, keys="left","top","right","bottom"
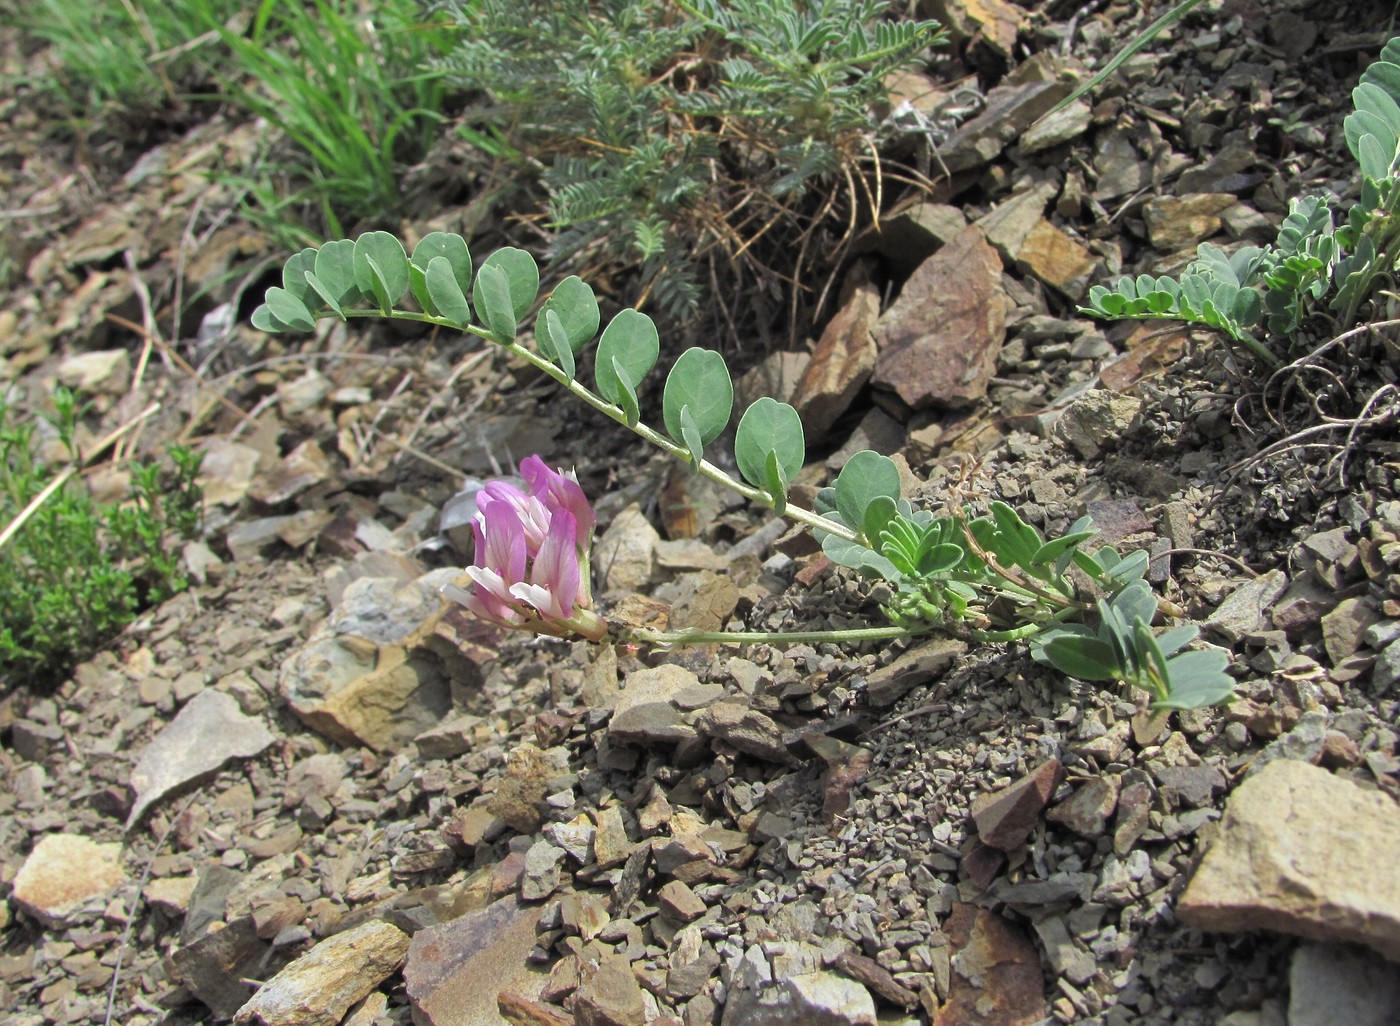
{"left": 334, "top": 306, "right": 862, "bottom": 544}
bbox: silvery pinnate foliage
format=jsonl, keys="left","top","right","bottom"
{"left": 433, "top": 0, "right": 944, "bottom": 323}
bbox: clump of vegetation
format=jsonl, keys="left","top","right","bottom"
{"left": 18, "top": 0, "right": 241, "bottom": 114}
{"left": 436, "top": 0, "right": 944, "bottom": 325}
{"left": 210, "top": 0, "right": 457, "bottom": 246}
{"left": 17, "top": 0, "right": 456, "bottom": 246}
{"left": 254, "top": 231, "right": 1239, "bottom": 711}
{"left": 0, "top": 390, "right": 204, "bottom": 688}
{"left": 1082, "top": 36, "right": 1400, "bottom": 366}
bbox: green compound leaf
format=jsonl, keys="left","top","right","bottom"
{"left": 539, "top": 309, "right": 577, "bottom": 379}
{"left": 262, "top": 287, "right": 316, "bottom": 332}
{"left": 303, "top": 271, "right": 344, "bottom": 318}
{"left": 475, "top": 263, "right": 518, "bottom": 342}
{"left": 833, "top": 450, "right": 901, "bottom": 543}
{"left": 735, "top": 397, "right": 805, "bottom": 506}
{"left": 312, "top": 240, "right": 362, "bottom": 309}
{"left": 1355, "top": 81, "right": 1400, "bottom": 137}
{"left": 282, "top": 248, "right": 319, "bottom": 310}
{"left": 988, "top": 501, "right": 1042, "bottom": 569}
{"left": 410, "top": 232, "right": 472, "bottom": 318}
{"left": 478, "top": 247, "right": 540, "bottom": 323}
{"left": 425, "top": 257, "right": 472, "bottom": 327}
{"left": 595, "top": 309, "right": 660, "bottom": 409}
{"left": 663, "top": 347, "right": 733, "bottom": 463}
{"left": 540, "top": 276, "right": 600, "bottom": 354}
{"left": 352, "top": 232, "right": 410, "bottom": 314}
{"left": 1030, "top": 529, "right": 1099, "bottom": 569}
{"left": 1358, "top": 132, "right": 1394, "bottom": 182}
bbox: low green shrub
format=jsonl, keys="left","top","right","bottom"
{"left": 0, "top": 390, "right": 204, "bottom": 688}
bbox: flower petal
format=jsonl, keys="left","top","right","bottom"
{"left": 511, "top": 510, "right": 579, "bottom": 619}
{"left": 522, "top": 455, "right": 596, "bottom": 547}
{"left": 479, "top": 500, "right": 528, "bottom": 585}
{"left": 480, "top": 480, "right": 550, "bottom": 552}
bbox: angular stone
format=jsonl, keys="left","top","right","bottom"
{"left": 1054, "top": 390, "right": 1142, "bottom": 461}
{"left": 803, "top": 732, "right": 874, "bottom": 824}
{"left": 489, "top": 743, "right": 570, "bottom": 834}
{"left": 1205, "top": 569, "right": 1290, "bottom": 642}
{"left": 971, "top": 758, "right": 1064, "bottom": 851}
{"left": 200, "top": 439, "right": 263, "bottom": 507}
{"left": 692, "top": 700, "right": 797, "bottom": 765}
{"left": 934, "top": 904, "right": 1047, "bottom": 1026}
{"left": 57, "top": 348, "right": 130, "bottom": 394}
{"left": 593, "top": 805, "right": 635, "bottom": 869}
{"left": 1017, "top": 219, "right": 1096, "bottom": 298}
{"left": 247, "top": 438, "right": 334, "bottom": 505}
{"left": 520, "top": 841, "right": 565, "bottom": 902}
{"left": 279, "top": 572, "right": 480, "bottom": 751}
{"left": 609, "top": 665, "right": 701, "bottom": 746}
{"left": 1020, "top": 101, "right": 1091, "bottom": 154}
{"left": 12, "top": 833, "right": 125, "bottom": 928}
{"left": 667, "top": 927, "right": 721, "bottom": 1000}
{"left": 405, "top": 895, "right": 547, "bottom": 1026}
{"left": 876, "top": 202, "right": 967, "bottom": 274}
{"left": 872, "top": 226, "right": 1005, "bottom": 411}
{"left": 1144, "top": 193, "right": 1238, "bottom": 251}
{"left": 234, "top": 919, "right": 409, "bottom": 1026}
{"left": 658, "top": 880, "right": 706, "bottom": 922}
{"left": 939, "top": 70, "right": 1065, "bottom": 174}
{"left": 1046, "top": 775, "right": 1120, "bottom": 837}
{"left": 791, "top": 275, "right": 879, "bottom": 442}
{"left": 1287, "top": 943, "right": 1400, "bottom": 1026}
{"left": 722, "top": 970, "right": 877, "bottom": 1026}
{"left": 668, "top": 571, "right": 740, "bottom": 633}
{"left": 169, "top": 917, "right": 280, "bottom": 1018}
{"left": 978, "top": 182, "right": 1056, "bottom": 260}
{"left": 596, "top": 504, "right": 660, "bottom": 593}
{"left": 1177, "top": 759, "right": 1400, "bottom": 961}
{"left": 574, "top": 955, "right": 646, "bottom": 1026}
{"left": 498, "top": 991, "right": 574, "bottom": 1026}
{"left": 1033, "top": 917, "right": 1096, "bottom": 986}
{"left": 830, "top": 951, "right": 918, "bottom": 1009}
{"left": 1322, "top": 597, "right": 1381, "bottom": 666}
{"left": 126, "top": 688, "right": 275, "bottom": 829}
{"left": 145, "top": 875, "right": 199, "bottom": 916}
{"left": 863, "top": 638, "right": 966, "bottom": 708}
{"left": 927, "top": 0, "right": 1024, "bottom": 60}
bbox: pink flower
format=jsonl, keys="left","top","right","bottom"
{"left": 444, "top": 456, "right": 606, "bottom": 641}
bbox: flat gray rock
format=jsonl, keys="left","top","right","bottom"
{"left": 126, "top": 688, "right": 275, "bottom": 830}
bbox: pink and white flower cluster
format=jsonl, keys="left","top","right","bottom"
{"left": 444, "top": 455, "right": 607, "bottom": 640}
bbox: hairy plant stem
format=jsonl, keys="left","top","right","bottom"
{"left": 341, "top": 307, "right": 862, "bottom": 543}
{"left": 624, "top": 624, "right": 915, "bottom": 646}
{"left": 1339, "top": 184, "right": 1400, "bottom": 327}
